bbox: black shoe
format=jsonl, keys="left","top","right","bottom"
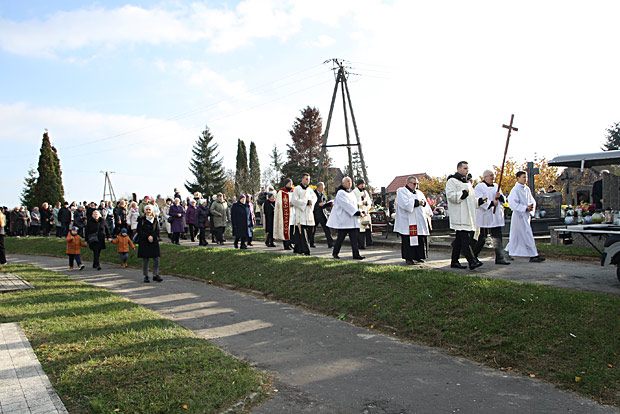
{"left": 268, "top": 243, "right": 276, "bottom": 247}
{"left": 495, "top": 260, "right": 511, "bottom": 265}
{"left": 507, "top": 255, "right": 514, "bottom": 261}
{"left": 144, "top": 276, "right": 150, "bottom": 283}
{"left": 96, "top": 266, "right": 101, "bottom": 271}
{"left": 405, "top": 260, "right": 416, "bottom": 265}
{"left": 153, "top": 275, "right": 163, "bottom": 282}
{"left": 240, "top": 244, "right": 248, "bottom": 249}
{"left": 450, "top": 262, "right": 467, "bottom": 269}
{"left": 332, "top": 254, "right": 340, "bottom": 259}
{"left": 529, "top": 256, "right": 546, "bottom": 263}
{"left": 417, "top": 259, "right": 425, "bottom": 263}
{"left": 79, "top": 265, "right": 85, "bottom": 271}
{"left": 284, "top": 246, "right": 292, "bottom": 250}
{"left": 328, "top": 244, "right": 334, "bottom": 248}
{"left": 469, "top": 261, "right": 483, "bottom": 270}
{"left": 248, "top": 243, "right": 253, "bottom": 246}
{"left": 310, "top": 244, "right": 316, "bottom": 248}
{"left": 234, "top": 243, "right": 238, "bottom": 249}
{"left": 353, "top": 256, "right": 365, "bottom": 260}
{"left": 303, "top": 253, "right": 310, "bottom": 256}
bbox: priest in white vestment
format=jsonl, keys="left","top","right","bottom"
{"left": 505, "top": 171, "right": 545, "bottom": 262}
{"left": 394, "top": 176, "right": 432, "bottom": 265}
{"left": 446, "top": 161, "right": 485, "bottom": 270}
{"left": 327, "top": 177, "right": 366, "bottom": 260}
{"left": 274, "top": 179, "right": 295, "bottom": 250}
{"left": 291, "top": 173, "right": 317, "bottom": 255}
{"left": 473, "top": 170, "right": 511, "bottom": 265}
{"left": 353, "top": 179, "right": 373, "bottom": 249}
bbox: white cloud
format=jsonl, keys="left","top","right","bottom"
{"left": 0, "top": 0, "right": 366, "bottom": 58}
{"left": 0, "top": 103, "right": 197, "bottom": 206}
{"left": 309, "top": 34, "right": 335, "bottom": 48}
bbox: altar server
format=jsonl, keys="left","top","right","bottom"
{"left": 505, "top": 171, "right": 545, "bottom": 262}
{"left": 394, "top": 176, "right": 432, "bottom": 265}
{"left": 353, "top": 179, "right": 373, "bottom": 249}
{"left": 473, "top": 170, "right": 510, "bottom": 265}
{"left": 291, "top": 173, "right": 317, "bottom": 255}
{"left": 327, "top": 177, "right": 366, "bottom": 260}
{"left": 274, "top": 178, "right": 295, "bottom": 250}
{"left": 446, "top": 161, "right": 484, "bottom": 270}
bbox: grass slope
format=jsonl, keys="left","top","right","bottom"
{"left": 5, "top": 237, "right": 620, "bottom": 407}
{"left": 0, "top": 263, "right": 268, "bottom": 414}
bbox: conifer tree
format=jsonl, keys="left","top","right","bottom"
{"left": 32, "top": 131, "right": 65, "bottom": 207}
{"left": 248, "top": 141, "right": 261, "bottom": 195}
{"left": 20, "top": 168, "right": 37, "bottom": 209}
{"left": 235, "top": 139, "right": 249, "bottom": 195}
{"left": 184, "top": 126, "right": 226, "bottom": 197}
{"left": 602, "top": 122, "right": 620, "bottom": 151}
{"left": 281, "top": 106, "right": 330, "bottom": 184}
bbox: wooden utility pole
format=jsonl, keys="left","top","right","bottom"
{"left": 317, "top": 59, "right": 369, "bottom": 187}
{"left": 101, "top": 171, "right": 117, "bottom": 202}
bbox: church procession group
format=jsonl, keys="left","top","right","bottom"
{"left": 268, "top": 160, "right": 545, "bottom": 269}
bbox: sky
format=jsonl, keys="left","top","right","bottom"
{"left": 2, "top": 0, "right": 620, "bottom": 207}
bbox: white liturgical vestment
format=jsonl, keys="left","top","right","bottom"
{"left": 505, "top": 182, "right": 538, "bottom": 257}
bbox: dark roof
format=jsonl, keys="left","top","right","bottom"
{"left": 386, "top": 173, "right": 429, "bottom": 193}
{"left": 549, "top": 150, "right": 620, "bottom": 168}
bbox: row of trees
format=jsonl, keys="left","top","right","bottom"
{"left": 184, "top": 106, "right": 331, "bottom": 198}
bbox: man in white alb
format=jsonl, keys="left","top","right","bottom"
{"left": 291, "top": 173, "right": 317, "bottom": 255}
{"left": 473, "top": 170, "right": 510, "bottom": 265}
{"left": 505, "top": 171, "right": 545, "bottom": 262}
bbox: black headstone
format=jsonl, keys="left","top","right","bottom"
{"left": 535, "top": 192, "right": 562, "bottom": 218}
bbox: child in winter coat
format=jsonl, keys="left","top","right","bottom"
{"left": 66, "top": 226, "right": 87, "bottom": 270}
{"left": 112, "top": 228, "right": 135, "bottom": 268}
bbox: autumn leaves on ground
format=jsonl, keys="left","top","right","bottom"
{"left": 3, "top": 237, "right": 620, "bottom": 410}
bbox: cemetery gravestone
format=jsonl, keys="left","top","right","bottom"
{"left": 535, "top": 192, "right": 562, "bottom": 218}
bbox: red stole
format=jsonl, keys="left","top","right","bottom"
{"left": 281, "top": 189, "right": 290, "bottom": 240}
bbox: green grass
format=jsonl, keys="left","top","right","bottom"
{"left": 5, "top": 237, "right": 620, "bottom": 407}
{"left": 536, "top": 243, "right": 600, "bottom": 259}
{"left": 0, "top": 263, "right": 268, "bottom": 414}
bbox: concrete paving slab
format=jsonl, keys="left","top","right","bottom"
{"left": 0, "top": 323, "right": 67, "bottom": 414}
{"left": 6, "top": 254, "right": 619, "bottom": 413}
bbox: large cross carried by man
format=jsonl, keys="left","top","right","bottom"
{"left": 494, "top": 114, "right": 519, "bottom": 212}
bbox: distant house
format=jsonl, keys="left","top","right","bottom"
{"left": 385, "top": 173, "right": 430, "bottom": 195}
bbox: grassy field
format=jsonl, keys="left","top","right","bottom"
{"left": 536, "top": 243, "right": 601, "bottom": 259}
{"left": 0, "top": 263, "right": 268, "bottom": 413}
{"left": 5, "top": 237, "right": 620, "bottom": 408}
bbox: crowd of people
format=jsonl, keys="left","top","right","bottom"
{"left": 1, "top": 165, "right": 547, "bottom": 279}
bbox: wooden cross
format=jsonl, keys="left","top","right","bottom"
{"left": 526, "top": 161, "right": 540, "bottom": 195}
{"left": 494, "top": 114, "right": 519, "bottom": 212}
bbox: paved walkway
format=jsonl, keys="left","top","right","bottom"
{"left": 0, "top": 274, "right": 34, "bottom": 293}
{"left": 6, "top": 254, "right": 618, "bottom": 413}
{"left": 0, "top": 323, "right": 67, "bottom": 414}
{"left": 171, "top": 238, "right": 620, "bottom": 296}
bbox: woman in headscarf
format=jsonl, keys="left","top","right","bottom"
{"left": 263, "top": 193, "right": 276, "bottom": 247}
{"left": 168, "top": 198, "right": 185, "bottom": 245}
{"left": 85, "top": 209, "right": 111, "bottom": 270}
{"left": 0, "top": 208, "right": 7, "bottom": 265}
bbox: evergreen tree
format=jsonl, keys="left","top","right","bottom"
{"left": 602, "top": 122, "right": 620, "bottom": 150}
{"left": 235, "top": 139, "right": 249, "bottom": 195}
{"left": 281, "top": 106, "right": 331, "bottom": 184}
{"left": 266, "top": 145, "right": 284, "bottom": 188}
{"left": 184, "top": 126, "right": 226, "bottom": 197}
{"left": 32, "top": 131, "right": 65, "bottom": 207}
{"left": 20, "top": 168, "right": 37, "bottom": 209}
{"left": 248, "top": 141, "right": 261, "bottom": 195}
